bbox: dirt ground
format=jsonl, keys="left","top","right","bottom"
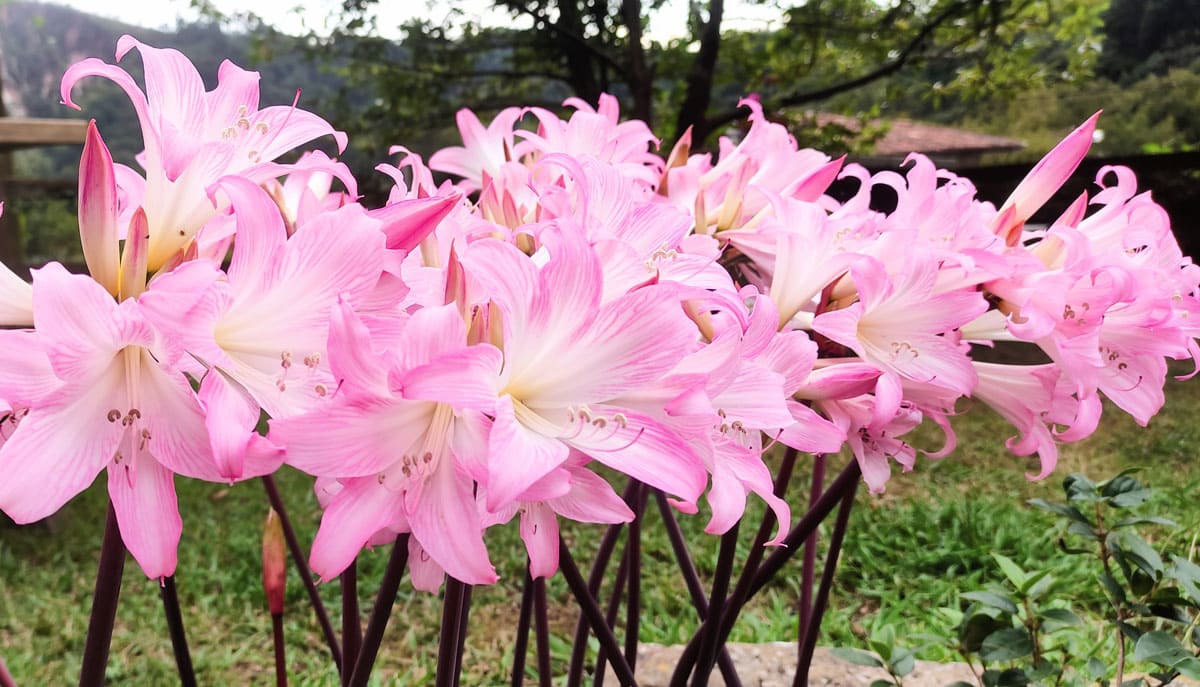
{"left": 605, "top": 642, "right": 1200, "bottom": 686}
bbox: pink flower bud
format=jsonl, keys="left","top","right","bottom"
{"left": 262, "top": 509, "right": 286, "bottom": 615}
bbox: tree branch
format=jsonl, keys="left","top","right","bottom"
{"left": 496, "top": 0, "right": 627, "bottom": 77}
{"left": 698, "top": 0, "right": 969, "bottom": 139}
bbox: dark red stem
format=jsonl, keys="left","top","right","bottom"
{"left": 341, "top": 560, "right": 360, "bottom": 687}
{"left": 797, "top": 453, "right": 826, "bottom": 652}
{"left": 690, "top": 522, "right": 739, "bottom": 687}
{"left": 534, "top": 578, "right": 553, "bottom": 687}
{"left": 435, "top": 577, "right": 468, "bottom": 687}
{"left": 794, "top": 476, "right": 858, "bottom": 686}
{"left": 511, "top": 571, "right": 536, "bottom": 687}
{"left": 653, "top": 492, "right": 741, "bottom": 686}
{"left": 79, "top": 503, "right": 124, "bottom": 687}
{"left": 558, "top": 539, "right": 638, "bottom": 686}
{"left": 346, "top": 533, "right": 410, "bottom": 687}
{"left": 160, "top": 576, "right": 197, "bottom": 687}
{"left": 272, "top": 612, "right": 287, "bottom": 687}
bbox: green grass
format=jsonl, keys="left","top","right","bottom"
{"left": 3, "top": 376, "right": 1199, "bottom": 685}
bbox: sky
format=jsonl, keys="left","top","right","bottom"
{"left": 48, "top": 0, "right": 786, "bottom": 42}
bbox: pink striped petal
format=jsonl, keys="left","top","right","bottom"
{"left": 487, "top": 396, "right": 569, "bottom": 510}
{"left": 310, "top": 477, "right": 405, "bottom": 581}
{"left": 408, "top": 458, "right": 497, "bottom": 585}
{"left": 521, "top": 503, "right": 560, "bottom": 579}
{"left": 0, "top": 370, "right": 123, "bottom": 523}
{"left": 109, "top": 446, "right": 181, "bottom": 579}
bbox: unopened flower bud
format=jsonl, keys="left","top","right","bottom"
{"left": 262, "top": 509, "right": 287, "bottom": 615}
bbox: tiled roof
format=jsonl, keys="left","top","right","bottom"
{"left": 809, "top": 112, "right": 1024, "bottom": 156}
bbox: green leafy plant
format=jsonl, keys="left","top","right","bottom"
{"left": 943, "top": 471, "right": 1200, "bottom": 686}
{"left": 831, "top": 623, "right": 918, "bottom": 687}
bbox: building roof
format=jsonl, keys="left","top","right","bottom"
{"left": 809, "top": 112, "right": 1024, "bottom": 160}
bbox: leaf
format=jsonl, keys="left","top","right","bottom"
{"left": 869, "top": 681, "right": 896, "bottom": 687}
{"left": 1110, "top": 488, "right": 1153, "bottom": 508}
{"left": 1067, "top": 521, "right": 1097, "bottom": 539}
{"left": 1112, "top": 516, "right": 1177, "bottom": 529}
{"left": 889, "top": 648, "right": 915, "bottom": 677}
{"left": 1146, "top": 603, "right": 1191, "bottom": 624}
{"left": 980, "top": 628, "right": 1034, "bottom": 662}
{"left": 1170, "top": 555, "right": 1200, "bottom": 605}
{"left": 1027, "top": 659, "right": 1059, "bottom": 682}
{"left": 992, "top": 554, "right": 1028, "bottom": 589}
{"left": 962, "top": 591, "right": 1019, "bottom": 615}
{"left": 1085, "top": 657, "right": 1107, "bottom": 680}
{"left": 829, "top": 647, "right": 885, "bottom": 669}
{"left": 1132, "top": 631, "right": 1191, "bottom": 667}
{"left": 1099, "top": 473, "right": 1144, "bottom": 498}
{"left": 994, "top": 668, "right": 1031, "bottom": 686}
{"left": 1111, "top": 531, "right": 1165, "bottom": 579}
{"left": 1039, "top": 608, "right": 1082, "bottom": 632}
{"left": 1098, "top": 572, "right": 1127, "bottom": 604}
{"left": 1116, "top": 622, "right": 1144, "bottom": 647}
{"left": 960, "top": 613, "right": 1006, "bottom": 653}
{"left": 1063, "top": 473, "right": 1098, "bottom": 502}
{"left": 1023, "top": 571, "right": 1054, "bottom": 600}
{"left": 869, "top": 624, "right": 897, "bottom": 659}
{"left": 1027, "top": 498, "right": 1091, "bottom": 525}
{"left": 1175, "top": 656, "right": 1200, "bottom": 680}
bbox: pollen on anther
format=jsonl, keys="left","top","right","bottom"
{"left": 422, "top": 452, "right": 433, "bottom": 464}
{"left": 106, "top": 409, "right": 121, "bottom": 423}
{"left": 255, "top": 122, "right": 269, "bottom": 135}
{"left": 314, "top": 384, "right": 328, "bottom": 397}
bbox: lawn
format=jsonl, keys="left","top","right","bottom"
{"left": 2, "top": 374, "right": 1199, "bottom": 685}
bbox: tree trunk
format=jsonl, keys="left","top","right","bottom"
{"left": 674, "top": 0, "right": 724, "bottom": 145}
{"left": 620, "top": 0, "right": 654, "bottom": 125}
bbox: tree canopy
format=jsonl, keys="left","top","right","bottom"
{"left": 283, "top": 0, "right": 1106, "bottom": 157}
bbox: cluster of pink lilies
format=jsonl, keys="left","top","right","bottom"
{"left": 0, "top": 37, "right": 1196, "bottom": 590}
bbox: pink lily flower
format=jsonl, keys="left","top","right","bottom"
{"left": 463, "top": 226, "right": 707, "bottom": 511}
{"left": 0, "top": 260, "right": 227, "bottom": 578}
{"left": 141, "top": 177, "right": 386, "bottom": 422}
{"left": 61, "top": 35, "right": 347, "bottom": 270}
{"left": 429, "top": 107, "right": 525, "bottom": 193}
{"left": 481, "top": 459, "right": 634, "bottom": 579}
{"left": 520, "top": 95, "right": 663, "bottom": 188}
{"left": 813, "top": 256, "right": 987, "bottom": 396}
{"left": 269, "top": 301, "right": 502, "bottom": 584}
